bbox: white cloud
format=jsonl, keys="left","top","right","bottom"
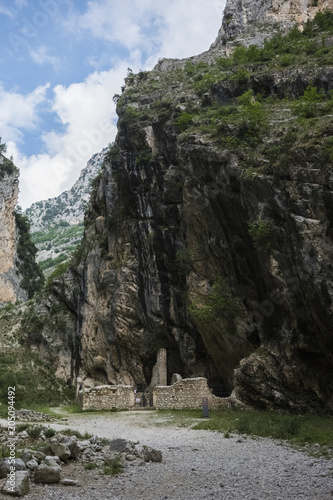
{"left": 14, "top": 0, "right": 28, "bottom": 8}
{"left": 0, "top": 4, "right": 14, "bottom": 17}
{"left": 7, "top": 64, "right": 128, "bottom": 208}
{"left": 73, "top": 0, "right": 226, "bottom": 63}
{"left": 0, "top": 84, "right": 50, "bottom": 142}
{"left": 4, "top": 1, "right": 227, "bottom": 208}
{"left": 30, "top": 46, "right": 62, "bottom": 70}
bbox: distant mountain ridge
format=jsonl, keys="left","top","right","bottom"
{"left": 25, "top": 148, "right": 107, "bottom": 275}
{"left": 26, "top": 148, "right": 107, "bottom": 231}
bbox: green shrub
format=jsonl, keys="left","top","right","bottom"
{"left": 280, "top": 54, "right": 293, "bottom": 67}
{"left": 44, "top": 427, "right": 56, "bottom": 438}
{"left": 248, "top": 218, "right": 274, "bottom": 252}
{"left": 85, "top": 462, "right": 98, "bottom": 470}
{"left": 231, "top": 68, "right": 250, "bottom": 84}
{"left": 216, "top": 56, "right": 233, "bottom": 69}
{"left": 62, "top": 429, "right": 93, "bottom": 439}
{"left": 16, "top": 423, "right": 29, "bottom": 432}
{"left": 189, "top": 278, "right": 240, "bottom": 325}
{"left": 45, "top": 262, "right": 69, "bottom": 288}
{"left": 292, "top": 84, "right": 325, "bottom": 118}
{"left": 174, "top": 112, "right": 194, "bottom": 132}
{"left": 27, "top": 425, "right": 43, "bottom": 440}
{"left": 193, "top": 74, "right": 216, "bottom": 96}
{"left": 15, "top": 211, "right": 44, "bottom": 298}
{"left": 103, "top": 455, "right": 123, "bottom": 476}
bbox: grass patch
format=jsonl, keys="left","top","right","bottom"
{"left": 85, "top": 462, "right": 98, "bottom": 470}
{"left": 192, "top": 408, "right": 333, "bottom": 447}
{"left": 61, "top": 428, "right": 93, "bottom": 440}
{"left": 26, "top": 425, "right": 43, "bottom": 440}
{"left": 59, "top": 404, "right": 84, "bottom": 414}
{"left": 103, "top": 455, "right": 124, "bottom": 476}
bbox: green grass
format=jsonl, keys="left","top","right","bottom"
{"left": 61, "top": 428, "right": 93, "bottom": 440}
{"left": 103, "top": 455, "right": 124, "bottom": 476}
{"left": 85, "top": 462, "right": 98, "bottom": 470}
{"left": 192, "top": 408, "right": 333, "bottom": 447}
{"left": 58, "top": 404, "right": 84, "bottom": 414}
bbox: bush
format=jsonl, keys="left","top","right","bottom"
{"left": 27, "top": 425, "right": 43, "bottom": 440}
{"left": 103, "top": 455, "right": 123, "bottom": 476}
{"left": 231, "top": 68, "right": 250, "bottom": 84}
{"left": 292, "top": 84, "right": 325, "bottom": 118}
{"left": 85, "top": 462, "right": 98, "bottom": 470}
{"left": 174, "top": 112, "right": 194, "bottom": 132}
{"left": 248, "top": 218, "right": 274, "bottom": 252}
{"left": 45, "top": 262, "right": 69, "bottom": 289}
{"left": 15, "top": 211, "right": 44, "bottom": 298}
{"left": 44, "top": 427, "right": 56, "bottom": 438}
{"left": 189, "top": 278, "right": 240, "bottom": 325}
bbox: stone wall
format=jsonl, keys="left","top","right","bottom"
{"left": 78, "top": 378, "right": 231, "bottom": 411}
{"left": 78, "top": 385, "right": 135, "bottom": 411}
{"left": 153, "top": 378, "right": 231, "bottom": 410}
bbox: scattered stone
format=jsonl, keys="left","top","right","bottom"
{"left": 60, "top": 478, "right": 78, "bottom": 486}
{"left": 2, "top": 470, "right": 30, "bottom": 497}
{"left": 18, "top": 431, "right": 29, "bottom": 439}
{"left": 50, "top": 442, "right": 71, "bottom": 461}
{"left": 35, "top": 462, "right": 61, "bottom": 484}
{"left": 45, "top": 455, "right": 61, "bottom": 465}
{"left": 0, "top": 458, "right": 26, "bottom": 478}
{"left": 77, "top": 440, "right": 92, "bottom": 452}
{"left": 109, "top": 438, "right": 129, "bottom": 453}
{"left": 143, "top": 447, "right": 162, "bottom": 463}
{"left": 15, "top": 409, "right": 53, "bottom": 422}
{"left": 125, "top": 454, "right": 136, "bottom": 462}
{"left": 26, "top": 459, "right": 39, "bottom": 471}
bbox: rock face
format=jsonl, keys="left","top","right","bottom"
{"left": 36, "top": 3, "right": 333, "bottom": 413}
{"left": 0, "top": 166, "right": 27, "bottom": 304}
{"left": 24, "top": 149, "right": 107, "bottom": 277}
{"left": 212, "top": 0, "right": 333, "bottom": 53}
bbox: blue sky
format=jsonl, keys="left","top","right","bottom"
{"left": 0, "top": 0, "right": 225, "bottom": 208}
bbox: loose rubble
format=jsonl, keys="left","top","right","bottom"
{"left": 15, "top": 410, "right": 56, "bottom": 423}
{"left": 0, "top": 423, "right": 162, "bottom": 497}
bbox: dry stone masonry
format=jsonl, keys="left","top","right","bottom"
{"left": 153, "top": 378, "right": 231, "bottom": 410}
{"left": 78, "top": 385, "right": 135, "bottom": 411}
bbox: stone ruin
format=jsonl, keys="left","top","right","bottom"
{"left": 77, "top": 349, "right": 231, "bottom": 411}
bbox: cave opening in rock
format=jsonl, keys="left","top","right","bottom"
{"left": 91, "top": 368, "right": 108, "bottom": 384}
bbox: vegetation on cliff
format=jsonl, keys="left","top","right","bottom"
{"left": 8, "top": 10, "right": 333, "bottom": 414}
{"left": 15, "top": 210, "right": 45, "bottom": 299}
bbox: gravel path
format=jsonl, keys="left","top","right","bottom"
{"left": 1, "top": 411, "right": 332, "bottom": 499}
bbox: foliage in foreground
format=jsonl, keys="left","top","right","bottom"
{"left": 155, "top": 408, "right": 333, "bottom": 450}
{"left": 103, "top": 454, "right": 124, "bottom": 476}
{"left": 190, "top": 408, "right": 333, "bottom": 448}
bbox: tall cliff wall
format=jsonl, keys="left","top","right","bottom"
{"left": 32, "top": 5, "right": 333, "bottom": 413}
{"left": 212, "top": 0, "right": 333, "bottom": 52}
{"left": 0, "top": 163, "right": 27, "bottom": 304}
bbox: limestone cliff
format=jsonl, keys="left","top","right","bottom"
{"left": 212, "top": 0, "right": 333, "bottom": 53}
{"left": 0, "top": 158, "right": 27, "bottom": 304}
{"left": 32, "top": 5, "right": 333, "bottom": 413}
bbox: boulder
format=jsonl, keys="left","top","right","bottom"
{"left": 0, "top": 458, "right": 26, "bottom": 478}
{"left": 109, "top": 439, "right": 130, "bottom": 453}
{"left": 35, "top": 462, "right": 61, "bottom": 484}
{"left": 50, "top": 442, "right": 71, "bottom": 461}
{"left": 76, "top": 440, "right": 91, "bottom": 452}
{"left": 68, "top": 440, "right": 80, "bottom": 459}
{"left": 59, "top": 436, "right": 80, "bottom": 459}
{"left": 143, "top": 447, "right": 162, "bottom": 463}
{"left": 60, "top": 478, "right": 78, "bottom": 486}
{"left": 26, "top": 459, "right": 39, "bottom": 471}
{"left": 2, "top": 470, "right": 30, "bottom": 497}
